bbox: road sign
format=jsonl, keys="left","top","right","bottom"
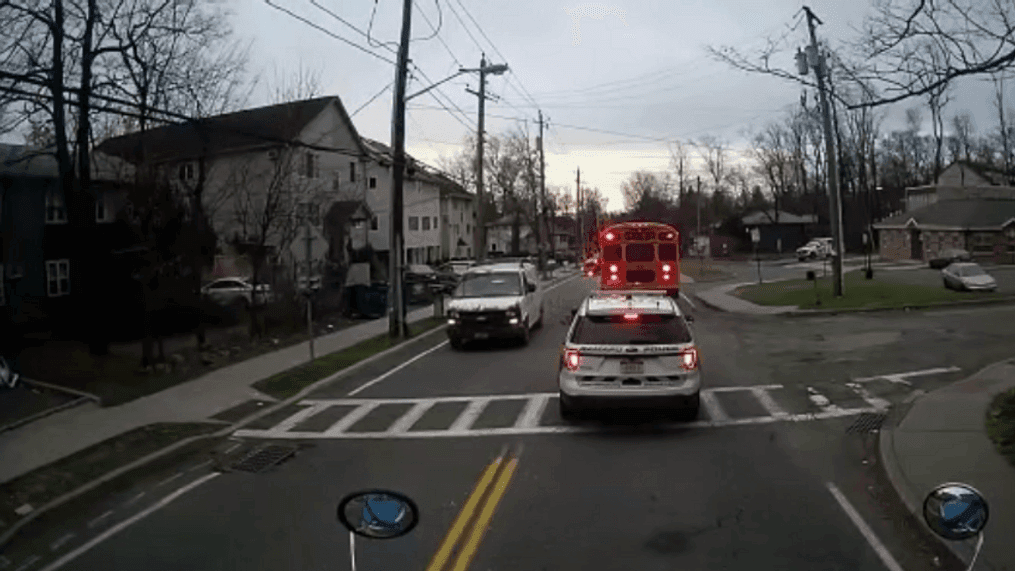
{"left": 750, "top": 228, "right": 760, "bottom": 243}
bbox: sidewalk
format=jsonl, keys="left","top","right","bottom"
{"left": 0, "top": 269, "right": 578, "bottom": 485}
{"left": 879, "top": 359, "right": 1015, "bottom": 570}
{"left": 694, "top": 282, "right": 798, "bottom": 315}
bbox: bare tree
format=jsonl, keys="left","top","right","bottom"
{"left": 990, "top": 72, "right": 1015, "bottom": 180}
{"left": 668, "top": 140, "right": 691, "bottom": 205}
{"left": 952, "top": 112, "right": 975, "bottom": 164}
{"left": 267, "top": 59, "right": 323, "bottom": 104}
{"left": 750, "top": 123, "right": 794, "bottom": 222}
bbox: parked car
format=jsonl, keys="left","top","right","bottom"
{"left": 929, "top": 248, "right": 973, "bottom": 269}
{"left": 942, "top": 262, "right": 997, "bottom": 292}
{"left": 405, "top": 264, "right": 439, "bottom": 300}
{"left": 200, "top": 277, "right": 275, "bottom": 307}
{"left": 435, "top": 260, "right": 476, "bottom": 293}
{"left": 796, "top": 238, "right": 835, "bottom": 261}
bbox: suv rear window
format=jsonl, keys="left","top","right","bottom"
{"left": 571, "top": 314, "right": 692, "bottom": 345}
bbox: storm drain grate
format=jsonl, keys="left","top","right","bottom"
{"left": 230, "top": 444, "right": 298, "bottom": 473}
{"left": 846, "top": 413, "right": 887, "bottom": 434}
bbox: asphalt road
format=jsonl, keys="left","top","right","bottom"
{"left": 20, "top": 268, "right": 1015, "bottom": 571}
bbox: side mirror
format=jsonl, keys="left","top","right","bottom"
{"left": 527, "top": 282, "right": 537, "bottom": 293}
{"left": 684, "top": 314, "right": 694, "bottom": 323}
{"left": 570, "top": 307, "right": 578, "bottom": 319}
{"left": 923, "top": 483, "right": 988, "bottom": 541}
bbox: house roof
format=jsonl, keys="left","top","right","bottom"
{"left": 741, "top": 210, "right": 817, "bottom": 225}
{"left": 361, "top": 137, "right": 467, "bottom": 194}
{"left": 873, "top": 198, "right": 1015, "bottom": 230}
{"left": 325, "top": 200, "right": 372, "bottom": 226}
{"left": 95, "top": 97, "right": 366, "bottom": 163}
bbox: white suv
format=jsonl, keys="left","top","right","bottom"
{"left": 558, "top": 291, "right": 701, "bottom": 420}
{"left": 796, "top": 238, "right": 835, "bottom": 261}
{"left": 445, "top": 262, "right": 545, "bottom": 349}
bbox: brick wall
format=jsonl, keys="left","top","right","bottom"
{"left": 879, "top": 229, "right": 909, "bottom": 260}
{"left": 922, "top": 230, "right": 965, "bottom": 259}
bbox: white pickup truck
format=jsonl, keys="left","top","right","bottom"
{"left": 796, "top": 238, "right": 836, "bottom": 261}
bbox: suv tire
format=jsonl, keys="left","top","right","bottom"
{"left": 559, "top": 395, "right": 577, "bottom": 421}
{"left": 519, "top": 317, "right": 531, "bottom": 346}
{"left": 449, "top": 336, "right": 464, "bottom": 350}
{"left": 683, "top": 392, "right": 701, "bottom": 421}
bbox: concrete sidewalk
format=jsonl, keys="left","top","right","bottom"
{"left": 0, "top": 269, "right": 578, "bottom": 484}
{"left": 880, "top": 359, "right": 1015, "bottom": 571}
{"left": 694, "top": 282, "right": 798, "bottom": 315}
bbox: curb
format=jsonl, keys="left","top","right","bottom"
{"left": 0, "top": 270, "right": 582, "bottom": 548}
{"left": 21, "top": 378, "right": 103, "bottom": 405}
{"left": 783, "top": 295, "right": 1015, "bottom": 317}
{"left": 877, "top": 358, "right": 1015, "bottom": 570}
{"left": 0, "top": 318, "right": 450, "bottom": 549}
{"left": 0, "top": 395, "right": 93, "bottom": 435}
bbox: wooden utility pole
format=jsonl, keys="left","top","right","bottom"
{"left": 388, "top": 0, "right": 412, "bottom": 339}
{"left": 464, "top": 56, "right": 508, "bottom": 263}
{"left": 576, "top": 168, "right": 582, "bottom": 261}
{"left": 538, "top": 111, "right": 549, "bottom": 276}
{"left": 802, "top": 5, "right": 844, "bottom": 297}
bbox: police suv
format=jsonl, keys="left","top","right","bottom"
{"left": 558, "top": 290, "right": 700, "bottom": 420}
{"left": 445, "top": 261, "right": 545, "bottom": 349}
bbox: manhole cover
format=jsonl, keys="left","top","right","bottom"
{"left": 230, "top": 444, "right": 298, "bottom": 473}
{"left": 846, "top": 413, "right": 887, "bottom": 434}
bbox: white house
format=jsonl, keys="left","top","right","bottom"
{"left": 440, "top": 183, "right": 476, "bottom": 260}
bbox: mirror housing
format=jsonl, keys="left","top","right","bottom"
{"left": 337, "top": 489, "right": 419, "bottom": 540}
{"left": 684, "top": 314, "right": 694, "bottom": 323}
{"left": 527, "top": 282, "right": 537, "bottom": 293}
{"left": 923, "top": 482, "right": 989, "bottom": 541}
{"left": 570, "top": 307, "right": 578, "bottom": 319}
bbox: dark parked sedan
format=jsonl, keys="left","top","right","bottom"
{"left": 928, "top": 248, "right": 972, "bottom": 269}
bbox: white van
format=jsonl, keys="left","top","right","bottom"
{"left": 445, "top": 261, "right": 545, "bottom": 349}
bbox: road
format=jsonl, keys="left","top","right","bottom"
{"left": 16, "top": 267, "right": 1015, "bottom": 571}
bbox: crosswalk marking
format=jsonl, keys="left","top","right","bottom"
{"left": 750, "top": 386, "right": 788, "bottom": 418}
{"left": 699, "top": 391, "right": 729, "bottom": 421}
{"left": 852, "top": 366, "right": 961, "bottom": 386}
{"left": 232, "top": 383, "right": 878, "bottom": 440}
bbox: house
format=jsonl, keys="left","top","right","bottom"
{"left": 95, "top": 96, "right": 374, "bottom": 284}
{"left": 439, "top": 183, "right": 476, "bottom": 261}
{"left": 1, "top": 144, "right": 138, "bottom": 333}
{"left": 741, "top": 209, "right": 819, "bottom": 253}
{"left": 486, "top": 215, "right": 537, "bottom": 256}
{"left": 874, "top": 161, "right": 1015, "bottom": 262}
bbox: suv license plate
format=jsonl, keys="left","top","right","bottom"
{"left": 620, "top": 361, "right": 643, "bottom": 375}
{"left": 474, "top": 332, "right": 489, "bottom": 339}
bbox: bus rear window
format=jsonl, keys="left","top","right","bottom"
{"left": 659, "top": 243, "right": 677, "bottom": 261}
{"left": 603, "top": 245, "right": 623, "bottom": 261}
{"left": 626, "top": 244, "right": 654, "bottom": 262}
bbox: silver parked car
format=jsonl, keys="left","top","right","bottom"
{"left": 942, "top": 262, "right": 997, "bottom": 292}
{"left": 200, "top": 277, "right": 275, "bottom": 307}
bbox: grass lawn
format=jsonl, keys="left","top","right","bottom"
{"left": 735, "top": 269, "right": 1008, "bottom": 310}
{"left": 986, "top": 387, "right": 1015, "bottom": 469}
{"left": 679, "top": 259, "right": 736, "bottom": 282}
{"left": 253, "top": 317, "right": 447, "bottom": 400}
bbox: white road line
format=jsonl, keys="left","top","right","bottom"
{"left": 807, "top": 387, "right": 842, "bottom": 413}
{"left": 272, "top": 402, "right": 336, "bottom": 433}
{"left": 514, "top": 394, "right": 551, "bottom": 428}
{"left": 846, "top": 382, "right": 891, "bottom": 411}
{"left": 154, "top": 472, "right": 182, "bottom": 488}
{"left": 49, "top": 533, "right": 75, "bottom": 552}
{"left": 13, "top": 556, "right": 39, "bottom": 571}
{"left": 39, "top": 473, "right": 220, "bottom": 571}
{"left": 826, "top": 482, "right": 904, "bottom": 571}
{"left": 852, "top": 366, "right": 961, "bottom": 385}
{"left": 322, "top": 402, "right": 381, "bottom": 436}
{"left": 710, "top": 384, "right": 782, "bottom": 393}
{"left": 448, "top": 398, "right": 492, "bottom": 432}
{"left": 679, "top": 291, "right": 696, "bottom": 309}
{"left": 387, "top": 400, "right": 437, "bottom": 434}
{"left": 750, "top": 386, "right": 788, "bottom": 417}
{"left": 699, "top": 391, "right": 729, "bottom": 421}
{"left": 347, "top": 341, "right": 449, "bottom": 396}
{"left": 302, "top": 394, "right": 540, "bottom": 406}
{"left": 123, "top": 492, "right": 145, "bottom": 507}
{"left": 86, "top": 511, "right": 113, "bottom": 529}
{"left": 188, "top": 460, "right": 213, "bottom": 472}
{"left": 232, "top": 406, "right": 883, "bottom": 438}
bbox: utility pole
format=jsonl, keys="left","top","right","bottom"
{"left": 800, "top": 6, "right": 844, "bottom": 297}
{"left": 576, "top": 167, "right": 582, "bottom": 261}
{"left": 538, "top": 110, "right": 548, "bottom": 278}
{"left": 463, "top": 55, "right": 508, "bottom": 264}
{"left": 696, "top": 175, "right": 702, "bottom": 259}
{"left": 388, "top": 0, "right": 412, "bottom": 339}
{"left": 304, "top": 203, "right": 315, "bottom": 360}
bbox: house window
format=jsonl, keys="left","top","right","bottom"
{"left": 350, "top": 162, "right": 356, "bottom": 182}
{"left": 466, "top": 224, "right": 470, "bottom": 234}
{"left": 409, "top": 216, "right": 419, "bottom": 231}
{"left": 46, "top": 259, "right": 70, "bottom": 297}
{"left": 95, "top": 192, "right": 109, "bottom": 223}
{"left": 179, "top": 163, "right": 195, "bottom": 181}
{"left": 45, "top": 190, "right": 67, "bottom": 224}
{"left": 333, "top": 173, "right": 340, "bottom": 192}
{"left": 371, "top": 216, "right": 378, "bottom": 230}
{"left": 460, "top": 212, "right": 463, "bottom": 222}
{"left": 433, "top": 216, "right": 438, "bottom": 229}
{"left": 305, "top": 153, "right": 318, "bottom": 178}
{"left": 369, "top": 177, "right": 377, "bottom": 188}
{"left": 422, "top": 217, "right": 430, "bottom": 230}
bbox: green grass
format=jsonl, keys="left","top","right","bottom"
{"left": 253, "top": 317, "right": 447, "bottom": 400}
{"left": 0, "top": 422, "right": 221, "bottom": 535}
{"left": 735, "top": 270, "right": 1006, "bottom": 310}
{"left": 679, "top": 259, "right": 736, "bottom": 282}
{"left": 986, "top": 387, "right": 1015, "bottom": 469}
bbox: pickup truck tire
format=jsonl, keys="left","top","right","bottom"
{"left": 519, "top": 318, "right": 531, "bottom": 346}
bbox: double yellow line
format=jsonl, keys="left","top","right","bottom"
{"left": 425, "top": 445, "right": 521, "bottom": 571}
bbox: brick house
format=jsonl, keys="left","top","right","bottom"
{"left": 873, "top": 161, "right": 1015, "bottom": 263}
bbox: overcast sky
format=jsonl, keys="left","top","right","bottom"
{"left": 8, "top": 0, "right": 1001, "bottom": 213}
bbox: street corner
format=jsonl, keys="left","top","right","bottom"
{"left": 0, "top": 379, "right": 99, "bottom": 434}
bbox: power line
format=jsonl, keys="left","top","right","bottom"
{"left": 442, "top": 0, "right": 485, "bottom": 54}
{"left": 416, "top": 0, "right": 462, "bottom": 66}
{"left": 351, "top": 81, "right": 393, "bottom": 117}
{"left": 412, "top": 0, "right": 443, "bottom": 42}
{"left": 265, "top": 0, "right": 396, "bottom": 65}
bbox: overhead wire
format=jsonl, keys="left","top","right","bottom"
{"left": 265, "top": 0, "right": 396, "bottom": 65}
{"left": 351, "top": 81, "right": 393, "bottom": 117}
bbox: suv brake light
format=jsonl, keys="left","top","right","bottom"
{"left": 680, "top": 346, "right": 699, "bottom": 371}
{"left": 564, "top": 348, "right": 580, "bottom": 372}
